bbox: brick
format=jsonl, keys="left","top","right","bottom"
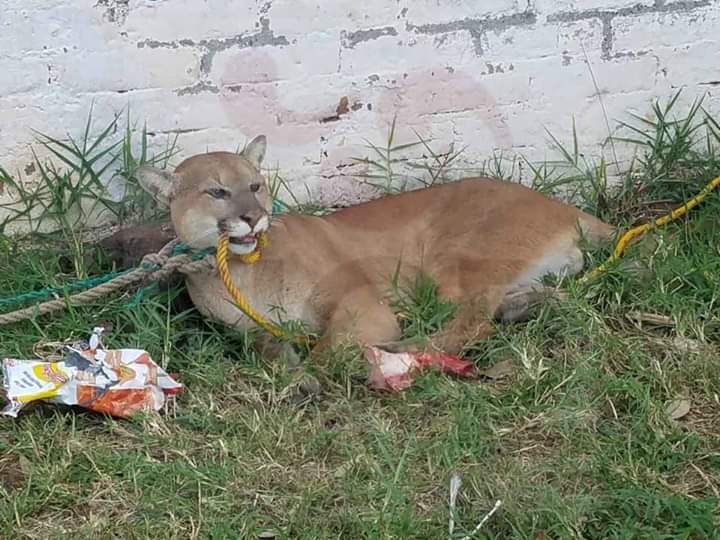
{"left": 613, "top": 4, "right": 720, "bottom": 53}
{"left": 269, "top": 0, "right": 399, "bottom": 36}
{"left": 3, "top": 0, "right": 65, "bottom": 10}
{"left": 479, "top": 18, "right": 557, "bottom": 62}
{"left": 506, "top": 86, "right": 665, "bottom": 171}
{"left": 403, "top": 0, "right": 518, "bottom": 27}
{"left": 525, "top": 53, "right": 659, "bottom": 108}
{"left": 645, "top": 39, "right": 720, "bottom": 93}
{"left": 405, "top": 9, "right": 539, "bottom": 57}
{"left": 0, "top": 54, "right": 54, "bottom": 96}
{"left": 0, "top": 92, "right": 92, "bottom": 190}
{"left": 89, "top": 76, "right": 338, "bottom": 146}
{"left": 123, "top": 0, "right": 258, "bottom": 42}
{"left": 354, "top": 63, "right": 534, "bottom": 121}
{"left": 0, "top": 4, "right": 94, "bottom": 55}
{"left": 534, "top": 0, "right": 655, "bottom": 15}
{"left": 98, "top": 88, "right": 227, "bottom": 134}
{"left": 211, "top": 31, "right": 340, "bottom": 85}
{"left": 556, "top": 17, "right": 605, "bottom": 58}
{"left": 339, "top": 29, "right": 481, "bottom": 76}
{"left": 434, "top": 109, "right": 514, "bottom": 154}
{"left": 0, "top": 92, "right": 83, "bottom": 145}
{"left": 47, "top": 45, "right": 199, "bottom": 94}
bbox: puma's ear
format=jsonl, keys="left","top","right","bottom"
{"left": 241, "top": 135, "right": 267, "bottom": 169}
{"left": 135, "top": 165, "right": 177, "bottom": 207}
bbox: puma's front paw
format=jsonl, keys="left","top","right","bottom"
{"left": 255, "top": 335, "right": 303, "bottom": 367}
{"left": 297, "top": 372, "right": 322, "bottom": 399}
{"left": 284, "top": 371, "right": 322, "bottom": 405}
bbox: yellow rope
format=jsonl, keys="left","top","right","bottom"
{"left": 583, "top": 174, "right": 720, "bottom": 281}
{"left": 216, "top": 232, "right": 312, "bottom": 345}
{"left": 217, "top": 175, "right": 720, "bottom": 341}
{"left": 232, "top": 232, "right": 267, "bottom": 265}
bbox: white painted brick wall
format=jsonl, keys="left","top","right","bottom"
{"left": 1, "top": 0, "right": 719, "bottom": 224}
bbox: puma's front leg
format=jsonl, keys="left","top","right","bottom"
{"left": 312, "top": 291, "right": 403, "bottom": 356}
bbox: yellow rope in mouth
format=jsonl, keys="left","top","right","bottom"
{"left": 230, "top": 232, "right": 268, "bottom": 265}
{"left": 217, "top": 175, "right": 720, "bottom": 342}
{"left": 582, "top": 174, "right": 720, "bottom": 282}
{"left": 216, "top": 231, "right": 312, "bottom": 345}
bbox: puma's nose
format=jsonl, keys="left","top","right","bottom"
{"left": 239, "top": 209, "right": 264, "bottom": 229}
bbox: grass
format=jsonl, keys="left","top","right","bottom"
{"left": 1, "top": 92, "right": 720, "bottom": 539}
{"left": 0, "top": 105, "right": 177, "bottom": 274}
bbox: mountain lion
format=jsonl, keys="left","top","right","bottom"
{"left": 136, "top": 135, "right": 614, "bottom": 358}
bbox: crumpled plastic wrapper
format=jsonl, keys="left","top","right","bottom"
{"left": 365, "top": 346, "right": 476, "bottom": 391}
{"left": 2, "top": 327, "right": 182, "bottom": 418}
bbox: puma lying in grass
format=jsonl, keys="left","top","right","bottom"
{"left": 135, "top": 135, "right": 615, "bottom": 360}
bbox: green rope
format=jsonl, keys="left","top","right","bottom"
{"left": 272, "top": 199, "right": 288, "bottom": 215}
{"left": 0, "top": 268, "right": 132, "bottom": 308}
{"left": 171, "top": 241, "right": 192, "bottom": 257}
{"left": 0, "top": 242, "right": 203, "bottom": 310}
{"left": 0, "top": 200, "right": 285, "bottom": 312}
{"left": 125, "top": 282, "right": 160, "bottom": 309}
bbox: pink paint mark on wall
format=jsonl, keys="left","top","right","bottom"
{"left": 218, "top": 50, "right": 513, "bottom": 189}
{"left": 218, "top": 50, "right": 327, "bottom": 145}
{"left": 373, "top": 69, "right": 514, "bottom": 149}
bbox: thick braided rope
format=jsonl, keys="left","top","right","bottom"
{"left": 0, "top": 239, "right": 192, "bottom": 326}
{"left": 176, "top": 256, "right": 217, "bottom": 276}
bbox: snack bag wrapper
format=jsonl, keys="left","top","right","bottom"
{"left": 2, "top": 328, "right": 182, "bottom": 418}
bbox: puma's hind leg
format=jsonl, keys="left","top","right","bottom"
{"left": 495, "top": 284, "right": 567, "bottom": 322}
{"left": 427, "top": 240, "right": 587, "bottom": 355}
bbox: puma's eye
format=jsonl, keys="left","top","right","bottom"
{"left": 249, "top": 183, "right": 261, "bottom": 193}
{"left": 206, "top": 187, "right": 230, "bottom": 199}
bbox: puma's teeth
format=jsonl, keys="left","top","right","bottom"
{"left": 229, "top": 234, "right": 256, "bottom": 245}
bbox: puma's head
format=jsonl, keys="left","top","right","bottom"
{"left": 136, "top": 135, "right": 271, "bottom": 255}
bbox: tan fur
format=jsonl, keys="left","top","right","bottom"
{"left": 137, "top": 136, "right": 615, "bottom": 357}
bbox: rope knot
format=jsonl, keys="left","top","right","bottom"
{"left": 139, "top": 238, "right": 181, "bottom": 270}
{"left": 140, "top": 253, "right": 168, "bottom": 268}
